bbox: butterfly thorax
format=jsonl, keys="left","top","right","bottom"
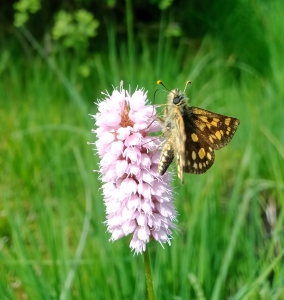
{"left": 161, "top": 89, "right": 188, "bottom": 135}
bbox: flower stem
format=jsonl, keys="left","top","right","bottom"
{"left": 143, "top": 247, "right": 155, "bottom": 300}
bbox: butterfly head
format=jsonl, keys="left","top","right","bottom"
{"left": 168, "top": 89, "right": 188, "bottom": 107}
{"left": 157, "top": 80, "right": 191, "bottom": 108}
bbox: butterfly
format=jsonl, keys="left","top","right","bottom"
{"left": 157, "top": 80, "right": 240, "bottom": 183}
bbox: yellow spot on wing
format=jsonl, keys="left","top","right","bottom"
{"left": 192, "top": 151, "right": 197, "bottom": 160}
{"left": 225, "top": 118, "right": 231, "bottom": 126}
{"left": 191, "top": 133, "right": 198, "bottom": 142}
{"left": 215, "top": 131, "right": 222, "bottom": 140}
{"left": 198, "top": 123, "right": 206, "bottom": 131}
{"left": 193, "top": 163, "right": 198, "bottom": 169}
{"left": 211, "top": 121, "right": 218, "bottom": 127}
{"left": 207, "top": 152, "right": 212, "bottom": 160}
{"left": 198, "top": 148, "right": 206, "bottom": 159}
{"left": 199, "top": 116, "right": 208, "bottom": 123}
{"left": 199, "top": 163, "right": 202, "bottom": 169}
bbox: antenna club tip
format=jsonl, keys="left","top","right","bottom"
{"left": 157, "top": 80, "right": 162, "bottom": 85}
{"left": 186, "top": 80, "right": 192, "bottom": 85}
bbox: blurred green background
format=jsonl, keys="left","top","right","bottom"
{"left": 1, "top": 0, "right": 284, "bottom": 299}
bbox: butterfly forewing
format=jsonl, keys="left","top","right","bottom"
{"left": 190, "top": 107, "right": 240, "bottom": 150}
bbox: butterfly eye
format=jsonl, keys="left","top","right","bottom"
{"left": 173, "top": 96, "right": 181, "bottom": 104}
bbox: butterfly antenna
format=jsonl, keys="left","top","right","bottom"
{"left": 157, "top": 80, "right": 178, "bottom": 98}
{"left": 157, "top": 80, "right": 171, "bottom": 92}
{"left": 183, "top": 80, "right": 192, "bottom": 93}
{"left": 153, "top": 88, "right": 160, "bottom": 104}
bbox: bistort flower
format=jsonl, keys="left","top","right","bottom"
{"left": 90, "top": 82, "right": 176, "bottom": 254}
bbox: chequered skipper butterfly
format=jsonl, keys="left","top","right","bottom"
{"left": 157, "top": 80, "right": 240, "bottom": 183}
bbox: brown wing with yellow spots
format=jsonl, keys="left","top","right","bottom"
{"left": 189, "top": 107, "right": 240, "bottom": 150}
{"left": 180, "top": 106, "right": 240, "bottom": 174}
{"left": 182, "top": 130, "right": 215, "bottom": 174}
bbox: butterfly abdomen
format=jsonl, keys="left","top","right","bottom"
{"left": 158, "top": 139, "right": 175, "bottom": 176}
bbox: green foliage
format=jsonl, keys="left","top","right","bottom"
{"left": 7, "top": 0, "right": 271, "bottom": 77}
{"left": 13, "top": 0, "right": 40, "bottom": 27}
{"left": 51, "top": 9, "right": 99, "bottom": 78}
{"left": 52, "top": 9, "right": 99, "bottom": 50}
{"left": 104, "top": 0, "right": 116, "bottom": 8}
{"left": 158, "top": 0, "right": 174, "bottom": 10}
{"left": 170, "top": 0, "right": 270, "bottom": 75}
{"left": 164, "top": 22, "right": 182, "bottom": 37}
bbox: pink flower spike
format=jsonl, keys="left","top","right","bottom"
{"left": 91, "top": 82, "right": 177, "bottom": 254}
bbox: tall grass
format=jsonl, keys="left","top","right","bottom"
{"left": 1, "top": 1, "right": 284, "bottom": 299}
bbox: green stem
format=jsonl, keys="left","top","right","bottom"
{"left": 143, "top": 248, "right": 155, "bottom": 300}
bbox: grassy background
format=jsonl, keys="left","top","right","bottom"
{"left": 1, "top": 1, "right": 284, "bottom": 299}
